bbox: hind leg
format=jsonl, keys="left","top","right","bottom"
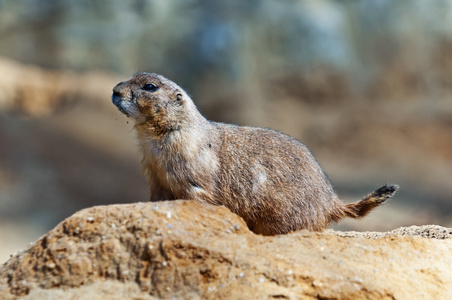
{"left": 249, "top": 219, "right": 295, "bottom": 236}
{"left": 250, "top": 221, "right": 274, "bottom": 236}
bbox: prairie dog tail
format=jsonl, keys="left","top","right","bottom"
{"left": 344, "top": 184, "right": 399, "bottom": 219}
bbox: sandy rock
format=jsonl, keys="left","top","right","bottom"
{"left": 1, "top": 200, "right": 451, "bottom": 299}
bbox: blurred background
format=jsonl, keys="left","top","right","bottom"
{"left": 1, "top": 0, "right": 452, "bottom": 263}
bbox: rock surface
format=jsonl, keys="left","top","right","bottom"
{"left": 1, "top": 200, "right": 452, "bottom": 299}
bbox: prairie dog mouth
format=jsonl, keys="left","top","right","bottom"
{"left": 112, "top": 93, "right": 147, "bottom": 123}
{"left": 117, "top": 103, "right": 130, "bottom": 117}
{"left": 112, "top": 92, "right": 132, "bottom": 117}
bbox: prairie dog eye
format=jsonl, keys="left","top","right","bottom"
{"left": 143, "top": 83, "right": 159, "bottom": 92}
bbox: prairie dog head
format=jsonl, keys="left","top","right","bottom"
{"left": 112, "top": 73, "right": 194, "bottom": 130}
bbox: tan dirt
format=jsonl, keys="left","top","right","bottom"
{"left": 1, "top": 200, "right": 451, "bottom": 299}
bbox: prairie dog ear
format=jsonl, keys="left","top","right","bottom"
{"left": 173, "top": 92, "right": 184, "bottom": 105}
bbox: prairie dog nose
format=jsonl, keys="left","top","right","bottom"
{"left": 112, "top": 83, "right": 125, "bottom": 106}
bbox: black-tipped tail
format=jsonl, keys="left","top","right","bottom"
{"left": 345, "top": 184, "right": 399, "bottom": 219}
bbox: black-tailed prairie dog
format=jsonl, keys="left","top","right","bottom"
{"left": 112, "top": 72, "right": 398, "bottom": 235}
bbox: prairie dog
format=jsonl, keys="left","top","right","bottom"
{"left": 112, "top": 72, "right": 398, "bottom": 235}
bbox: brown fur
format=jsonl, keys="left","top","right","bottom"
{"left": 112, "top": 72, "right": 398, "bottom": 235}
